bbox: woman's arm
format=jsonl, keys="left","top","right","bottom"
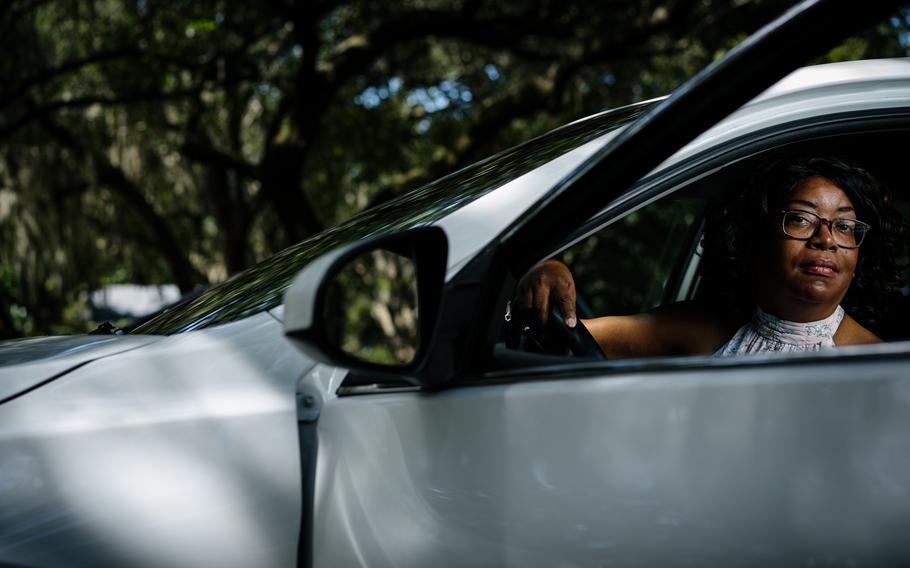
{"left": 515, "top": 260, "right": 731, "bottom": 358}
{"left": 583, "top": 303, "right": 733, "bottom": 359}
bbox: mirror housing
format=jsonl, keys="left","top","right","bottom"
{"left": 284, "top": 227, "right": 449, "bottom": 386}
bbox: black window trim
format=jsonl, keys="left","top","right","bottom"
{"left": 474, "top": 340, "right": 910, "bottom": 387}
{"left": 338, "top": 341, "right": 910, "bottom": 396}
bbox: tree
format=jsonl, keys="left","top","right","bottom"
{"left": 1, "top": 0, "right": 908, "bottom": 337}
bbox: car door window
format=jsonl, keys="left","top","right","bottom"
{"left": 560, "top": 192, "right": 703, "bottom": 317}
{"left": 500, "top": 127, "right": 910, "bottom": 368}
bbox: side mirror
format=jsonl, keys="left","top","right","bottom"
{"left": 284, "top": 227, "right": 448, "bottom": 385}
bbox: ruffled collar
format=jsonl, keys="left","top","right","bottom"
{"left": 752, "top": 305, "right": 844, "bottom": 348}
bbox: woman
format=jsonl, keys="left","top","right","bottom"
{"left": 515, "top": 156, "right": 906, "bottom": 358}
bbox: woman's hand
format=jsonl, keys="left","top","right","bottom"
{"left": 514, "top": 259, "right": 578, "bottom": 329}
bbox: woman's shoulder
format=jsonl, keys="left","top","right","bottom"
{"left": 835, "top": 313, "right": 882, "bottom": 345}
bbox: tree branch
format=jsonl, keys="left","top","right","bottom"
{"left": 38, "top": 118, "right": 205, "bottom": 292}
{"left": 0, "top": 48, "right": 143, "bottom": 111}
{"left": 181, "top": 142, "right": 260, "bottom": 180}
{"left": 0, "top": 87, "right": 200, "bottom": 141}
{"left": 368, "top": 63, "right": 569, "bottom": 206}
{"left": 0, "top": 0, "right": 49, "bottom": 32}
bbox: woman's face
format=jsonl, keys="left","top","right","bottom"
{"left": 756, "top": 175, "right": 860, "bottom": 321}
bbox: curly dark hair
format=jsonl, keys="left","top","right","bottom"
{"left": 699, "top": 156, "right": 907, "bottom": 334}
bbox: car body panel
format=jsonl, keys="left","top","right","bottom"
{"left": 0, "top": 10, "right": 908, "bottom": 563}
{"left": 313, "top": 346, "right": 910, "bottom": 567}
{"left": 436, "top": 134, "right": 616, "bottom": 278}
{"left": 657, "top": 59, "right": 910, "bottom": 176}
{"left": 0, "top": 312, "right": 312, "bottom": 568}
{"left": 0, "top": 336, "right": 164, "bottom": 403}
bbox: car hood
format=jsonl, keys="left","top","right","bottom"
{"left": 0, "top": 335, "right": 164, "bottom": 403}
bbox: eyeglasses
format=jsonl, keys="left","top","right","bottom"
{"left": 780, "top": 209, "right": 870, "bottom": 249}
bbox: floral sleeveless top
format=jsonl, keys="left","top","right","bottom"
{"left": 715, "top": 305, "right": 845, "bottom": 356}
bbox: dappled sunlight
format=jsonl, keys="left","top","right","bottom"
{"left": 314, "top": 394, "right": 513, "bottom": 566}
{"left": 312, "top": 360, "right": 910, "bottom": 566}
{"left": 0, "top": 312, "right": 310, "bottom": 567}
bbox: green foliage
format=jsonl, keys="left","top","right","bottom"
{"left": 0, "top": 0, "right": 908, "bottom": 338}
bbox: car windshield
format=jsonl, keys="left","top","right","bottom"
{"left": 132, "top": 100, "right": 657, "bottom": 335}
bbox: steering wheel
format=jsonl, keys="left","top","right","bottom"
{"left": 506, "top": 303, "right": 606, "bottom": 359}
{"left": 544, "top": 304, "right": 606, "bottom": 359}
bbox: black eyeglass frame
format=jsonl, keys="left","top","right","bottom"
{"left": 779, "top": 209, "right": 871, "bottom": 249}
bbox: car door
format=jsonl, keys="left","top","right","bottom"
{"left": 309, "top": 133, "right": 910, "bottom": 568}
{"left": 314, "top": 351, "right": 910, "bottom": 566}
{"left": 295, "top": 1, "right": 910, "bottom": 566}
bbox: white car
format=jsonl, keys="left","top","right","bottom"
{"left": 3, "top": 1, "right": 910, "bottom": 566}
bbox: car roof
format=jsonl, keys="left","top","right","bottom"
{"left": 758, "top": 58, "right": 910, "bottom": 100}
{"left": 657, "top": 58, "right": 910, "bottom": 173}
